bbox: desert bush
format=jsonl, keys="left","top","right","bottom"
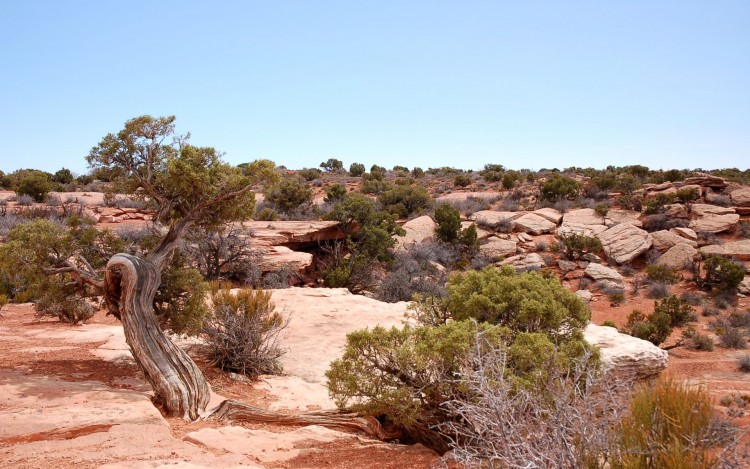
{"left": 643, "top": 192, "right": 676, "bottom": 215}
{"left": 203, "top": 287, "right": 288, "bottom": 378}
{"left": 646, "top": 282, "right": 671, "bottom": 299}
{"left": 323, "top": 183, "right": 347, "bottom": 204}
{"left": 298, "top": 167, "right": 323, "bottom": 181}
{"left": 185, "top": 225, "right": 261, "bottom": 282}
{"left": 254, "top": 206, "right": 280, "bottom": 221}
{"left": 360, "top": 177, "right": 391, "bottom": 195}
{"left": 540, "top": 175, "right": 580, "bottom": 202}
{"left": 602, "top": 320, "right": 618, "bottom": 329}
{"left": 16, "top": 194, "right": 34, "bottom": 206}
{"left": 453, "top": 174, "right": 472, "bottom": 188}
{"left": 377, "top": 184, "right": 432, "bottom": 218}
{"left": 718, "top": 326, "right": 746, "bottom": 349}
{"left": 713, "top": 291, "right": 736, "bottom": 310}
{"left": 626, "top": 309, "right": 672, "bottom": 345}
{"left": 348, "top": 162, "right": 365, "bottom": 177}
{"left": 594, "top": 202, "right": 610, "bottom": 217}
{"left": 654, "top": 295, "right": 695, "bottom": 327}
{"left": 676, "top": 187, "right": 700, "bottom": 203}
{"left": 535, "top": 240, "right": 547, "bottom": 252}
{"left": 434, "top": 203, "right": 461, "bottom": 243}
{"left": 557, "top": 233, "right": 602, "bottom": 260}
{"left": 739, "top": 355, "right": 750, "bottom": 372}
{"left": 411, "top": 167, "right": 424, "bottom": 178}
{"left": 15, "top": 171, "right": 52, "bottom": 202}
{"left": 264, "top": 176, "right": 313, "bottom": 216}
{"left": 680, "top": 290, "right": 704, "bottom": 306}
{"left": 699, "top": 256, "right": 745, "bottom": 292}
{"left": 376, "top": 245, "right": 450, "bottom": 303}
{"left": 618, "top": 377, "right": 734, "bottom": 469}
{"left": 319, "top": 158, "right": 343, "bottom": 173}
{"left": 641, "top": 214, "right": 689, "bottom": 232}
{"left": 682, "top": 326, "right": 714, "bottom": 351}
{"left": 646, "top": 264, "right": 680, "bottom": 285}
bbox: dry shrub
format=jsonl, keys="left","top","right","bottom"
{"left": 203, "top": 287, "right": 289, "bottom": 378}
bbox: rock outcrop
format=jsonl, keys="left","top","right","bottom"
{"left": 699, "top": 240, "right": 750, "bottom": 261}
{"left": 651, "top": 230, "right": 697, "bottom": 252}
{"left": 513, "top": 213, "right": 557, "bottom": 235}
{"left": 656, "top": 243, "right": 698, "bottom": 271}
{"left": 596, "top": 223, "right": 652, "bottom": 264}
{"left": 682, "top": 175, "right": 727, "bottom": 188}
{"left": 242, "top": 221, "right": 346, "bottom": 247}
{"left": 471, "top": 210, "right": 522, "bottom": 229}
{"left": 532, "top": 207, "right": 563, "bottom": 224}
{"left": 394, "top": 215, "right": 437, "bottom": 251}
{"left": 584, "top": 263, "right": 623, "bottom": 283}
{"left": 480, "top": 237, "right": 518, "bottom": 260}
{"left": 498, "top": 253, "right": 546, "bottom": 271}
{"left": 584, "top": 324, "right": 669, "bottom": 380}
{"left": 731, "top": 187, "right": 750, "bottom": 207}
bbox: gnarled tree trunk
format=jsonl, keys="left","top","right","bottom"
{"left": 105, "top": 253, "right": 210, "bottom": 420}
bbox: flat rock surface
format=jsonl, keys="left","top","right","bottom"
{"left": 731, "top": 187, "right": 750, "bottom": 206}
{"left": 480, "top": 237, "right": 518, "bottom": 260}
{"left": 689, "top": 213, "right": 740, "bottom": 233}
{"left": 513, "top": 213, "right": 556, "bottom": 234}
{"left": 241, "top": 221, "right": 345, "bottom": 246}
{"left": 562, "top": 208, "right": 605, "bottom": 227}
{"left": 655, "top": 243, "right": 698, "bottom": 270}
{"left": 604, "top": 209, "right": 642, "bottom": 228}
{"left": 532, "top": 207, "right": 563, "bottom": 224}
{"left": 471, "top": 210, "right": 522, "bottom": 229}
{"left": 699, "top": 240, "right": 750, "bottom": 261}
{"left": 394, "top": 215, "right": 436, "bottom": 251}
{"left": 596, "top": 223, "right": 652, "bottom": 264}
{"left": 651, "top": 229, "right": 697, "bottom": 251}
{"left": 498, "top": 253, "right": 546, "bottom": 271}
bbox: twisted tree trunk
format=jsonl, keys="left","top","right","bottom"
{"left": 105, "top": 253, "right": 210, "bottom": 419}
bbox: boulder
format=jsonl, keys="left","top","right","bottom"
{"left": 584, "top": 263, "right": 623, "bottom": 283}
{"left": 683, "top": 175, "right": 727, "bottom": 188}
{"left": 737, "top": 277, "right": 750, "bottom": 296}
{"left": 689, "top": 213, "right": 740, "bottom": 234}
{"left": 651, "top": 230, "right": 697, "bottom": 252}
{"left": 576, "top": 290, "right": 593, "bottom": 302}
{"left": 257, "top": 246, "right": 313, "bottom": 273}
{"left": 731, "top": 187, "right": 750, "bottom": 207}
{"left": 394, "top": 215, "right": 437, "bottom": 251}
{"left": 691, "top": 203, "right": 736, "bottom": 217}
{"left": 663, "top": 204, "right": 689, "bottom": 219}
{"left": 562, "top": 208, "right": 605, "bottom": 226}
{"left": 498, "top": 253, "right": 546, "bottom": 271}
{"left": 532, "top": 207, "right": 563, "bottom": 224}
{"left": 596, "top": 223, "right": 652, "bottom": 264}
{"left": 699, "top": 240, "right": 750, "bottom": 261}
{"left": 604, "top": 209, "right": 642, "bottom": 228}
{"left": 471, "top": 210, "right": 522, "bottom": 229}
{"left": 584, "top": 324, "right": 669, "bottom": 380}
{"left": 513, "top": 213, "right": 556, "bottom": 235}
{"left": 705, "top": 188, "right": 729, "bottom": 205}
{"left": 480, "top": 237, "right": 518, "bottom": 260}
{"left": 242, "top": 221, "right": 346, "bottom": 247}
{"left": 558, "top": 260, "right": 578, "bottom": 272}
{"left": 656, "top": 243, "right": 698, "bottom": 271}
{"left": 678, "top": 184, "right": 703, "bottom": 196}
{"left": 671, "top": 226, "right": 698, "bottom": 241}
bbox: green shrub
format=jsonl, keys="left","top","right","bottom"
{"left": 377, "top": 185, "right": 432, "bottom": 218}
{"left": 594, "top": 203, "right": 609, "bottom": 217}
{"left": 646, "top": 264, "right": 681, "bottom": 284}
{"left": 15, "top": 171, "right": 53, "bottom": 202}
{"left": 324, "top": 183, "right": 347, "bottom": 204}
{"left": 203, "top": 287, "right": 288, "bottom": 378}
{"left": 453, "top": 174, "right": 472, "bottom": 188}
{"left": 556, "top": 233, "right": 602, "bottom": 260}
{"left": 501, "top": 172, "right": 517, "bottom": 190}
{"left": 701, "top": 256, "right": 745, "bottom": 292}
{"left": 540, "top": 175, "right": 580, "bottom": 202}
{"left": 654, "top": 295, "right": 695, "bottom": 327}
{"left": 319, "top": 158, "right": 344, "bottom": 172}
{"left": 298, "top": 167, "right": 323, "bottom": 181}
{"left": 676, "top": 187, "right": 700, "bottom": 203}
{"left": 626, "top": 309, "right": 672, "bottom": 345}
{"left": 254, "top": 207, "right": 280, "bottom": 221}
{"left": 601, "top": 320, "right": 618, "bottom": 329}
{"left": 644, "top": 192, "right": 676, "bottom": 214}
{"left": 349, "top": 162, "right": 366, "bottom": 177}
{"left": 434, "top": 203, "right": 462, "bottom": 243}
{"left": 264, "top": 176, "right": 313, "bottom": 215}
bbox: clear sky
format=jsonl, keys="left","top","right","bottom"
{"left": 1, "top": 1, "right": 748, "bottom": 175}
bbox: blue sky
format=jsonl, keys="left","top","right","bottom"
{"left": 1, "top": 1, "right": 748, "bottom": 175}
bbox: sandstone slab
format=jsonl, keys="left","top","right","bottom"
{"left": 394, "top": 215, "right": 436, "bottom": 251}
{"left": 604, "top": 209, "right": 642, "bottom": 228}
{"left": 241, "top": 220, "right": 345, "bottom": 247}
{"left": 584, "top": 263, "right": 623, "bottom": 283}
{"left": 683, "top": 175, "right": 727, "bottom": 188}
{"left": 651, "top": 230, "right": 697, "bottom": 252}
{"left": 480, "top": 237, "right": 518, "bottom": 260}
{"left": 671, "top": 226, "right": 698, "bottom": 241}
{"left": 731, "top": 187, "right": 750, "bottom": 207}
{"left": 513, "top": 213, "right": 556, "bottom": 235}
{"left": 498, "top": 253, "right": 546, "bottom": 271}
{"left": 596, "top": 223, "right": 652, "bottom": 264}
{"left": 532, "top": 207, "right": 563, "bottom": 224}
{"left": 656, "top": 243, "right": 698, "bottom": 271}
{"left": 690, "top": 213, "right": 740, "bottom": 233}
{"left": 584, "top": 324, "right": 668, "bottom": 380}
{"left": 471, "top": 210, "right": 522, "bottom": 229}
{"left": 699, "top": 240, "right": 750, "bottom": 261}
{"left": 562, "top": 208, "right": 605, "bottom": 227}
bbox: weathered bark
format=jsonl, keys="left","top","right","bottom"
{"left": 208, "top": 399, "right": 399, "bottom": 441}
{"left": 105, "top": 253, "right": 210, "bottom": 420}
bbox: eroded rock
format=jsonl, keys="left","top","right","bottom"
{"left": 656, "top": 243, "right": 697, "bottom": 271}
{"left": 584, "top": 324, "right": 669, "bottom": 380}
{"left": 596, "top": 223, "right": 652, "bottom": 264}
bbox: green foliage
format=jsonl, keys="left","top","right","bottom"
{"left": 155, "top": 257, "right": 209, "bottom": 335}
{"left": 676, "top": 187, "right": 699, "bottom": 203}
{"left": 701, "top": 256, "right": 745, "bottom": 292}
{"left": 360, "top": 177, "right": 391, "bottom": 195}
{"left": 480, "top": 164, "right": 505, "bottom": 182}
{"left": 453, "top": 174, "right": 472, "bottom": 188}
{"left": 237, "top": 159, "right": 280, "bottom": 189}
{"left": 411, "top": 167, "right": 424, "bottom": 178}
{"left": 602, "top": 320, "right": 618, "bottom": 329}
{"left": 298, "top": 167, "right": 323, "bottom": 181}
{"left": 646, "top": 264, "right": 680, "bottom": 285}
{"left": 320, "top": 158, "right": 344, "bottom": 172}
{"left": 556, "top": 233, "right": 602, "bottom": 260}
{"left": 392, "top": 165, "right": 409, "bottom": 175}
{"left": 377, "top": 184, "right": 433, "bottom": 218}
{"left": 323, "top": 193, "right": 405, "bottom": 292}
{"left": 644, "top": 192, "right": 676, "bottom": 214}
{"left": 501, "top": 172, "right": 518, "bottom": 190}
{"left": 264, "top": 176, "right": 313, "bottom": 215}
{"left": 254, "top": 207, "right": 280, "bottom": 221}
{"left": 204, "top": 288, "right": 287, "bottom": 377}
{"left": 53, "top": 168, "right": 74, "bottom": 185}
{"left": 594, "top": 203, "right": 609, "bottom": 217}
{"left": 434, "top": 203, "right": 462, "bottom": 243}
{"left": 653, "top": 295, "right": 695, "bottom": 327}
{"left": 626, "top": 309, "right": 672, "bottom": 345}
{"left": 349, "top": 162, "right": 366, "bottom": 177}
{"left": 540, "top": 175, "right": 580, "bottom": 202}
{"left": 326, "top": 321, "right": 506, "bottom": 429}
{"left": 324, "top": 183, "right": 347, "bottom": 204}
{"left": 15, "top": 171, "right": 53, "bottom": 202}
{"left": 444, "top": 266, "right": 591, "bottom": 344}
{"left": 617, "top": 378, "right": 726, "bottom": 469}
